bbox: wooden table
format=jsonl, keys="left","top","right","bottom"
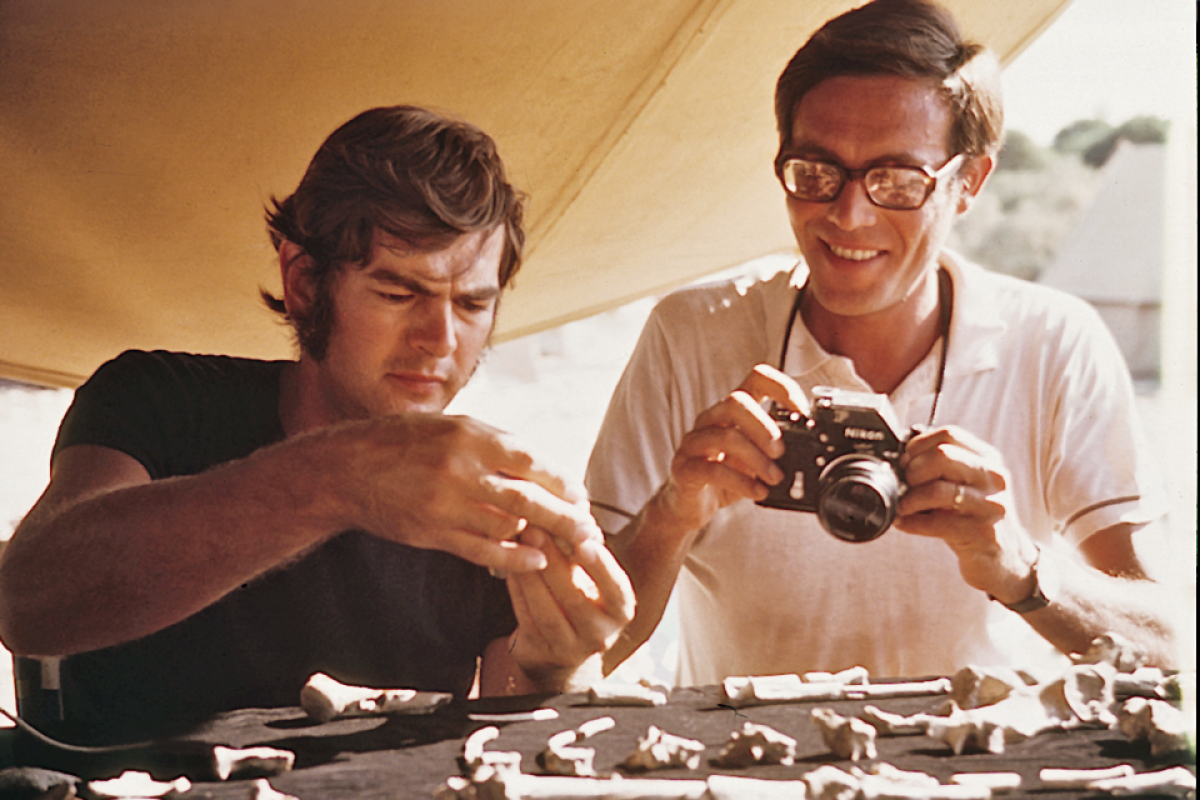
{"left": 8, "top": 684, "right": 1194, "bottom": 799}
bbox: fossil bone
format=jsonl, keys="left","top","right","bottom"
{"left": 804, "top": 666, "right": 870, "bottom": 685}
{"left": 536, "top": 717, "right": 615, "bottom": 778}
{"left": 1116, "top": 696, "right": 1193, "bottom": 757}
{"left": 706, "top": 774, "right": 809, "bottom": 800}
{"left": 710, "top": 721, "right": 797, "bottom": 768}
{"left": 1086, "top": 766, "right": 1197, "bottom": 797}
{"left": 436, "top": 773, "right": 710, "bottom": 799}
{"left": 1039, "top": 765, "right": 1136, "bottom": 788}
{"left": 88, "top": 771, "right": 191, "bottom": 799}
{"left": 620, "top": 725, "right": 705, "bottom": 771}
{"left": 949, "top": 772, "right": 1021, "bottom": 792}
{"left": 587, "top": 681, "right": 669, "bottom": 706}
{"left": 1070, "top": 632, "right": 1149, "bottom": 672}
{"left": 212, "top": 745, "right": 296, "bottom": 781}
{"left": 247, "top": 779, "right": 299, "bottom": 800}
{"left": 299, "top": 672, "right": 452, "bottom": 722}
{"left": 811, "top": 707, "right": 878, "bottom": 761}
{"left": 949, "top": 666, "right": 1028, "bottom": 710}
{"left": 461, "top": 725, "right": 523, "bottom": 780}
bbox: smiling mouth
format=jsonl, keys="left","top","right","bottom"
{"left": 828, "top": 243, "right": 883, "bottom": 262}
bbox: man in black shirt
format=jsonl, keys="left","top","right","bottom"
{"left": 0, "top": 105, "right": 633, "bottom": 742}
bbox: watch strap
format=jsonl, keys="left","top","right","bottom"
{"left": 989, "top": 544, "right": 1054, "bottom": 613}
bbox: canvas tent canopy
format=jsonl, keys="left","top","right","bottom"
{"left": 0, "top": 0, "right": 1072, "bottom": 389}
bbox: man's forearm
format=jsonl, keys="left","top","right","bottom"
{"left": 0, "top": 438, "right": 343, "bottom": 657}
{"left": 601, "top": 487, "right": 704, "bottom": 675}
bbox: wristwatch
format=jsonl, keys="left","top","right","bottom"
{"left": 990, "top": 544, "right": 1057, "bottom": 614}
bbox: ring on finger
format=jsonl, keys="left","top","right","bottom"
{"left": 953, "top": 484, "right": 966, "bottom": 509}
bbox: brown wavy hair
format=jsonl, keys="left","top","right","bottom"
{"left": 262, "top": 105, "right": 526, "bottom": 360}
{"left": 774, "top": 0, "right": 1003, "bottom": 163}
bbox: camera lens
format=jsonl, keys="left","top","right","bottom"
{"left": 817, "top": 455, "right": 901, "bottom": 542}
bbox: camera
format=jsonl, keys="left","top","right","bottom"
{"left": 756, "top": 386, "right": 911, "bottom": 543}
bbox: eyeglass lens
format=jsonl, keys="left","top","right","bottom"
{"left": 781, "top": 160, "right": 936, "bottom": 210}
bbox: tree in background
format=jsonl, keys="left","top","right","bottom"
{"left": 948, "top": 114, "right": 1167, "bottom": 282}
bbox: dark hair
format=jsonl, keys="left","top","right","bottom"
{"left": 774, "top": 0, "right": 1003, "bottom": 161}
{"left": 262, "top": 105, "right": 526, "bottom": 360}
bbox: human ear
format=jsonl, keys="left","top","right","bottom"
{"left": 956, "top": 154, "right": 995, "bottom": 214}
{"left": 279, "top": 240, "right": 317, "bottom": 317}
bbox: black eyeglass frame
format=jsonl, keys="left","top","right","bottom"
{"left": 775, "top": 152, "right": 965, "bottom": 211}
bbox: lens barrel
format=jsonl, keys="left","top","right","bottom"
{"left": 817, "top": 455, "right": 901, "bottom": 542}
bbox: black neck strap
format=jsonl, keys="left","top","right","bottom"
{"left": 778, "top": 266, "right": 953, "bottom": 427}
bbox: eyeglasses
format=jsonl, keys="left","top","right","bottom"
{"left": 776, "top": 153, "right": 965, "bottom": 211}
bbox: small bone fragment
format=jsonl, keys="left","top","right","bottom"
{"left": 1116, "top": 696, "right": 1193, "bottom": 756}
{"left": 1087, "top": 766, "right": 1197, "bottom": 797}
{"left": 949, "top": 666, "right": 1027, "bottom": 709}
{"left": 859, "top": 763, "right": 941, "bottom": 788}
{"left": 620, "top": 725, "right": 705, "bottom": 771}
{"left": 213, "top": 745, "right": 296, "bottom": 781}
{"left": 804, "top": 765, "right": 861, "bottom": 800}
{"left": 587, "top": 682, "right": 668, "bottom": 706}
{"left": 858, "top": 780, "right": 990, "bottom": 800}
{"left": 299, "top": 672, "right": 451, "bottom": 722}
{"left": 804, "top": 666, "right": 870, "bottom": 685}
{"left": 88, "top": 771, "right": 191, "bottom": 798}
{"left": 844, "top": 678, "right": 953, "bottom": 699}
{"left": 439, "top": 773, "right": 710, "bottom": 799}
{"left": 1070, "top": 632, "right": 1149, "bottom": 672}
{"left": 1039, "top": 765, "right": 1136, "bottom": 788}
{"left": 469, "top": 708, "right": 560, "bottom": 723}
{"left": 710, "top": 721, "right": 797, "bottom": 768}
{"left": 576, "top": 716, "right": 617, "bottom": 739}
{"left": 248, "top": 779, "right": 299, "bottom": 800}
{"left": 460, "top": 726, "right": 523, "bottom": 781}
{"left": 950, "top": 772, "right": 1021, "bottom": 791}
{"left": 1039, "top": 663, "right": 1117, "bottom": 726}
{"left": 723, "top": 674, "right": 844, "bottom": 707}
{"left": 811, "top": 707, "right": 877, "bottom": 761}
{"left": 860, "top": 704, "right": 945, "bottom": 736}
{"left": 463, "top": 726, "right": 501, "bottom": 767}
{"left": 926, "top": 717, "right": 1006, "bottom": 756}
{"left": 707, "top": 773, "right": 808, "bottom": 800}
{"left": 537, "top": 716, "right": 616, "bottom": 777}
{"left": 1113, "top": 667, "right": 1169, "bottom": 699}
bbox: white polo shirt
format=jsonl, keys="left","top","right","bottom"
{"left": 586, "top": 253, "right": 1165, "bottom": 684}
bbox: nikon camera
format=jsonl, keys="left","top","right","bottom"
{"left": 756, "top": 386, "right": 911, "bottom": 543}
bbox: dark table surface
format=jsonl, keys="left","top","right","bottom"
{"left": 7, "top": 685, "right": 1195, "bottom": 799}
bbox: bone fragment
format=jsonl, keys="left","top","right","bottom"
{"left": 1116, "top": 696, "right": 1193, "bottom": 757}
{"left": 843, "top": 678, "right": 953, "bottom": 700}
{"left": 722, "top": 674, "right": 842, "bottom": 707}
{"left": 461, "top": 725, "right": 523, "bottom": 781}
{"left": 710, "top": 721, "right": 797, "bottom": 768}
{"left": 436, "top": 772, "right": 710, "bottom": 799}
{"left": 811, "top": 707, "right": 877, "bottom": 761}
{"left": 926, "top": 663, "right": 1117, "bottom": 755}
{"left": 805, "top": 765, "right": 862, "bottom": 800}
{"left": 950, "top": 772, "right": 1021, "bottom": 791}
{"left": 1039, "top": 765, "right": 1136, "bottom": 788}
{"left": 857, "top": 780, "right": 991, "bottom": 800}
{"left": 247, "top": 779, "right": 299, "bottom": 800}
{"left": 620, "top": 725, "right": 705, "bottom": 771}
{"left": 88, "top": 771, "right": 191, "bottom": 798}
{"left": 299, "top": 672, "right": 452, "bottom": 722}
{"left": 1070, "top": 632, "right": 1149, "bottom": 672}
{"left": 538, "top": 741, "right": 598, "bottom": 777}
{"left": 949, "top": 666, "right": 1028, "bottom": 710}
{"left": 588, "top": 681, "right": 668, "bottom": 706}
{"left": 1087, "top": 766, "right": 1197, "bottom": 797}
{"left": 1113, "top": 667, "right": 1169, "bottom": 699}
{"left": 212, "top": 745, "right": 296, "bottom": 781}
{"left": 860, "top": 705, "right": 944, "bottom": 736}
{"left": 804, "top": 666, "right": 870, "bottom": 685}
{"left": 858, "top": 764, "right": 942, "bottom": 788}
{"left": 469, "top": 709, "right": 560, "bottom": 723}
{"left": 706, "top": 773, "right": 808, "bottom": 800}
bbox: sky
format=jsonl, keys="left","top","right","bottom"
{"left": 1002, "top": 0, "right": 1197, "bottom": 145}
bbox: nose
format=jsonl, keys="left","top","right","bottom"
{"left": 826, "top": 176, "right": 877, "bottom": 231}
{"left": 409, "top": 299, "right": 456, "bottom": 357}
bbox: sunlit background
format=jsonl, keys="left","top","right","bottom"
{"left": 1, "top": 0, "right": 1195, "bottom": 702}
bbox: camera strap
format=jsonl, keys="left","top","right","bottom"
{"left": 779, "top": 266, "right": 953, "bottom": 426}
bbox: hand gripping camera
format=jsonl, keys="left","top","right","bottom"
{"left": 756, "top": 386, "right": 911, "bottom": 543}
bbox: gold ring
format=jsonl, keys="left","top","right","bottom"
{"left": 954, "top": 484, "right": 966, "bottom": 508}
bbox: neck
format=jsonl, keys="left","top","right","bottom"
{"left": 801, "top": 268, "right": 945, "bottom": 395}
{"left": 278, "top": 358, "right": 333, "bottom": 437}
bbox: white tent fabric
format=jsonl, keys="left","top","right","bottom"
{"left": 0, "top": 0, "right": 1071, "bottom": 387}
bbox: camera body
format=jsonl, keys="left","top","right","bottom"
{"left": 756, "top": 386, "right": 910, "bottom": 542}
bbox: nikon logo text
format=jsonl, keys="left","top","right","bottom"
{"left": 844, "top": 427, "right": 885, "bottom": 441}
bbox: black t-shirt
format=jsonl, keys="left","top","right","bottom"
{"left": 24, "top": 350, "right": 516, "bottom": 742}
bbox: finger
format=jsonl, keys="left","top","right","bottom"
{"left": 510, "top": 567, "right": 578, "bottom": 650}
{"left": 902, "top": 444, "right": 1006, "bottom": 495}
{"left": 740, "top": 364, "right": 811, "bottom": 415}
{"left": 482, "top": 475, "right": 603, "bottom": 547}
{"left": 676, "top": 424, "right": 783, "bottom": 486}
{"left": 692, "top": 391, "right": 787, "bottom": 461}
{"left": 671, "top": 449, "right": 774, "bottom": 501}
{"left": 534, "top": 541, "right": 626, "bottom": 650}
{"left": 435, "top": 528, "right": 548, "bottom": 573}
{"left": 572, "top": 539, "right": 636, "bottom": 623}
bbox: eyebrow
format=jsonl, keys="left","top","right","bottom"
{"left": 366, "top": 267, "right": 501, "bottom": 302}
{"left": 784, "top": 142, "right": 929, "bottom": 167}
